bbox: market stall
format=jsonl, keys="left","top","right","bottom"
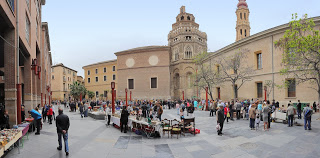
{"left": 0, "top": 146, "right": 4, "bottom": 157}
{"left": 0, "top": 129, "right": 22, "bottom": 155}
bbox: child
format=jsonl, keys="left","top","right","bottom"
{"left": 255, "top": 114, "right": 260, "bottom": 131}
{"left": 180, "top": 108, "right": 184, "bottom": 121}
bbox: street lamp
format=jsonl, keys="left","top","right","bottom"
{"left": 182, "top": 91, "right": 184, "bottom": 100}
{"left": 125, "top": 88, "right": 128, "bottom": 107}
{"left": 111, "top": 82, "right": 115, "bottom": 114}
{"left": 130, "top": 91, "right": 132, "bottom": 102}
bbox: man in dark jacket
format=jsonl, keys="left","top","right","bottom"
{"left": 120, "top": 106, "right": 129, "bottom": 133}
{"left": 297, "top": 100, "right": 302, "bottom": 119}
{"left": 217, "top": 104, "right": 225, "bottom": 136}
{"left": 56, "top": 108, "right": 70, "bottom": 156}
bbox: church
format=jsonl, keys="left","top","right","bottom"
{"left": 84, "top": 0, "right": 320, "bottom": 106}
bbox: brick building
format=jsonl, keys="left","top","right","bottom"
{"left": 0, "top": 0, "right": 52, "bottom": 125}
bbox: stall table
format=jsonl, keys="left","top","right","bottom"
{"left": 4, "top": 130, "right": 22, "bottom": 151}
{"left": 0, "top": 147, "right": 4, "bottom": 157}
{"left": 25, "top": 118, "right": 35, "bottom": 132}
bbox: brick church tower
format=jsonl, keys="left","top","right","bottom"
{"left": 236, "top": 0, "right": 251, "bottom": 41}
{"left": 168, "top": 6, "right": 207, "bottom": 99}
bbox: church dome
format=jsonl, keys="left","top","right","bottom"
{"left": 237, "top": 0, "right": 248, "bottom": 9}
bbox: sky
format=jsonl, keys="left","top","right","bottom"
{"left": 41, "top": 0, "right": 320, "bottom": 77}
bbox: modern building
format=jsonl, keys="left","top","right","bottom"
{"left": 0, "top": 0, "right": 52, "bottom": 125}
{"left": 82, "top": 59, "right": 117, "bottom": 100}
{"left": 51, "top": 63, "right": 77, "bottom": 101}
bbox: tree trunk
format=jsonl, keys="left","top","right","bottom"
{"left": 233, "top": 83, "right": 236, "bottom": 103}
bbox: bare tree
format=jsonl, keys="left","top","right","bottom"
{"left": 194, "top": 52, "right": 220, "bottom": 101}
{"left": 275, "top": 14, "right": 320, "bottom": 103}
{"left": 217, "top": 49, "right": 255, "bottom": 102}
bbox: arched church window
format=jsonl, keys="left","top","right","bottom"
{"left": 244, "top": 13, "right": 246, "bottom": 20}
{"left": 181, "top": 16, "right": 184, "bottom": 20}
{"left": 187, "top": 16, "right": 191, "bottom": 20}
{"left": 240, "top": 13, "right": 242, "bottom": 19}
{"left": 185, "top": 46, "right": 192, "bottom": 59}
{"left": 240, "top": 29, "right": 242, "bottom": 35}
{"left": 245, "top": 30, "right": 247, "bottom": 37}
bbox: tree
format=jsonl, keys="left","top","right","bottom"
{"left": 217, "top": 49, "right": 255, "bottom": 102}
{"left": 193, "top": 52, "right": 220, "bottom": 101}
{"left": 264, "top": 80, "right": 276, "bottom": 101}
{"left": 275, "top": 14, "right": 320, "bottom": 103}
{"left": 70, "top": 81, "right": 87, "bottom": 100}
{"left": 88, "top": 91, "right": 95, "bottom": 99}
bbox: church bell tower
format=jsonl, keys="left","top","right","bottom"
{"left": 236, "top": 0, "right": 250, "bottom": 41}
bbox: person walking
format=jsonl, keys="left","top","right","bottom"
{"left": 297, "top": 100, "right": 302, "bottom": 119}
{"left": 313, "top": 102, "right": 317, "bottom": 112}
{"left": 224, "top": 105, "right": 230, "bottom": 123}
{"left": 106, "top": 105, "right": 112, "bottom": 126}
{"left": 79, "top": 103, "right": 84, "bottom": 118}
{"left": 56, "top": 108, "right": 70, "bottom": 156}
{"left": 303, "top": 104, "right": 313, "bottom": 130}
{"left": 249, "top": 104, "right": 256, "bottom": 130}
{"left": 157, "top": 103, "right": 163, "bottom": 121}
{"left": 47, "top": 105, "right": 53, "bottom": 124}
{"left": 209, "top": 100, "right": 214, "bottom": 117}
{"left": 84, "top": 101, "right": 89, "bottom": 117}
{"left": 194, "top": 100, "right": 198, "bottom": 110}
{"left": 236, "top": 101, "right": 242, "bottom": 120}
{"left": 216, "top": 104, "right": 224, "bottom": 136}
{"left": 28, "top": 108, "right": 42, "bottom": 135}
{"left": 262, "top": 104, "right": 270, "bottom": 131}
{"left": 287, "top": 104, "right": 295, "bottom": 127}
{"left": 120, "top": 106, "right": 129, "bottom": 133}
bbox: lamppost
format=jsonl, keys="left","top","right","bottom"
{"left": 264, "top": 86, "right": 267, "bottom": 101}
{"left": 130, "top": 91, "right": 132, "bottom": 101}
{"left": 125, "top": 88, "right": 128, "bottom": 107}
{"left": 206, "top": 87, "right": 208, "bottom": 111}
{"left": 182, "top": 91, "right": 184, "bottom": 100}
{"left": 111, "top": 82, "right": 115, "bottom": 114}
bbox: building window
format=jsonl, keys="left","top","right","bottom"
{"left": 52, "top": 75, "right": 54, "bottom": 79}
{"left": 240, "top": 29, "right": 242, "bottom": 35}
{"left": 96, "top": 91, "right": 99, "bottom": 97}
{"left": 244, "top": 13, "right": 246, "bottom": 20}
{"left": 63, "top": 83, "right": 66, "bottom": 91}
{"left": 7, "top": 0, "right": 14, "bottom": 12}
{"left": 287, "top": 79, "right": 296, "bottom": 97}
{"left": 88, "top": 70, "right": 90, "bottom": 75}
{"left": 187, "top": 16, "right": 190, "bottom": 20}
{"left": 181, "top": 16, "right": 184, "bottom": 20}
{"left": 104, "top": 91, "right": 108, "bottom": 97}
{"left": 245, "top": 30, "right": 247, "bottom": 37}
{"left": 88, "top": 78, "right": 90, "bottom": 83}
{"left": 113, "top": 66, "right": 116, "bottom": 71}
{"left": 151, "top": 77, "right": 157, "bottom": 88}
{"left": 257, "top": 53, "right": 262, "bottom": 69}
{"left": 128, "top": 79, "right": 134, "bottom": 89}
{"left": 25, "top": 14, "right": 30, "bottom": 43}
{"left": 63, "top": 76, "right": 66, "bottom": 82}
{"left": 185, "top": 46, "right": 192, "bottom": 59}
{"left": 175, "top": 53, "right": 179, "bottom": 61}
{"left": 104, "top": 67, "right": 106, "bottom": 73}
{"left": 240, "top": 13, "right": 242, "bottom": 19}
{"left": 95, "top": 77, "right": 98, "bottom": 82}
{"left": 113, "top": 74, "right": 116, "bottom": 80}
{"left": 257, "top": 82, "right": 263, "bottom": 98}
{"left": 95, "top": 69, "right": 98, "bottom": 74}
{"left": 104, "top": 76, "right": 107, "bottom": 81}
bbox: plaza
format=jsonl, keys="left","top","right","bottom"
{"left": 5, "top": 105, "right": 320, "bottom": 158}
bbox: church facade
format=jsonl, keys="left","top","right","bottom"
{"left": 85, "top": 0, "right": 320, "bottom": 105}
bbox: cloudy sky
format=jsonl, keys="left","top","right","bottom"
{"left": 42, "top": 0, "right": 320, "bottom": 77}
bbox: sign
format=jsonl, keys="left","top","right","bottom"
{"left": 111, "top": 82, "right": 115, "bottom": 89}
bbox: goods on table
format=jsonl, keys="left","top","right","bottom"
{"left": 0, "top": 129, "right": 21, "bottom": 146}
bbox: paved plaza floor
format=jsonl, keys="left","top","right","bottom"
{"left": 5, "top": 105, "right": 320, "bottom": 158}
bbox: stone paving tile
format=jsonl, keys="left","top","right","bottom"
{"left": 4, "top": 106, "right": 320, "bottom": 158}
